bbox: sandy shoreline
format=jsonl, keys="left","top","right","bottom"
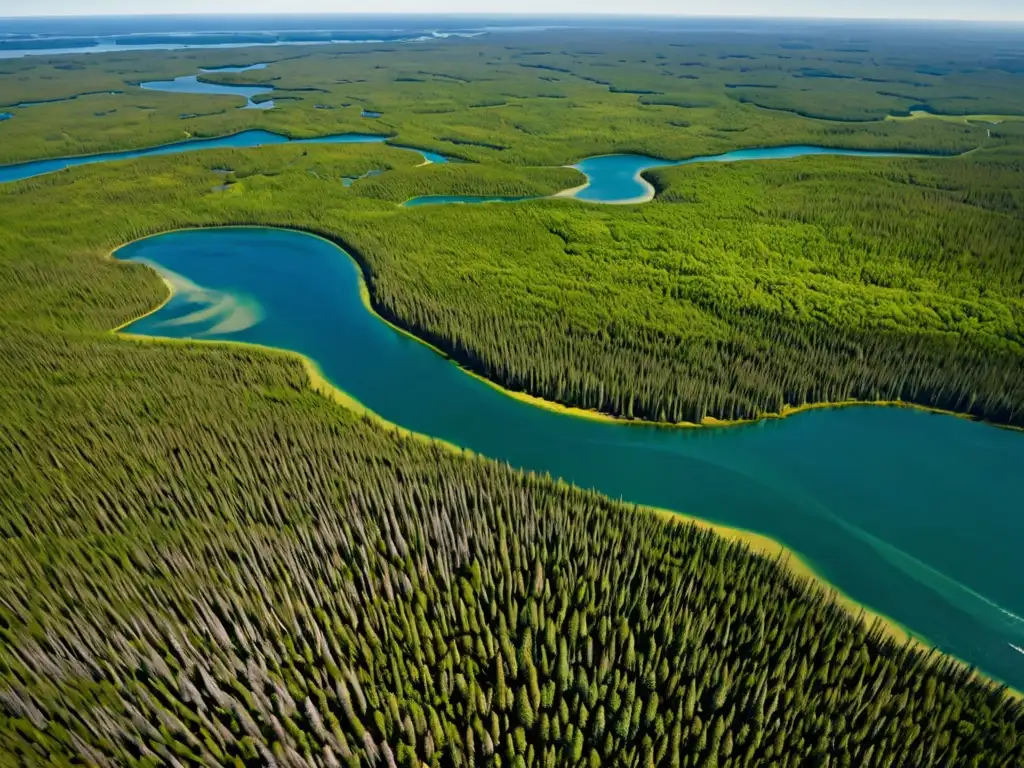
{"left": 550, "top": 166, "right": 656, "bottom": 204}
{"left": 107, "top": 226, "right": 1022, "bottom": 699}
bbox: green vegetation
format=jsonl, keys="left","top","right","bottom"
{"left": 1, "top": 28, "right": 1008, "bottom": 166}
{"left": 3, "top": 341, "right": 1023, "bottom": 764}
{"left": 2, "top": 23, "right": 1024, "bottom": 765}
{"left": 887, "top": 112, "right": 1024, "bottom": 125}
{"left": 351, "top": 163, "right": 582, "bottom": 204}
{"left": 357, "top": 148, "right": 1024, "bottom": 426}
{"left": 188, "top": 143, "right": 424, "bottom": 188}
{"left": 3, "top": 134, "right": 1024, "bottom": 431}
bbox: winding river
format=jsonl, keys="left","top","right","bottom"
{"left": 404, "top": 145, "right": 931, "bottom": 206}
{"left": 4, "top": 129, "right": 917, "bottom": 199}
{"left": 117, "top": 226, "right": 1024, "bottom": 691}
{"left": 0, "top": 130, "right": 448, "bottom": 184}
{"left": 137, "top": 63, "right": 394, "bottom": 118}
{"left": 565, "top": 145, "right": 928, "bottom": 203}
{"left": 140, "top": 63, "right": 275, "bottom": 110}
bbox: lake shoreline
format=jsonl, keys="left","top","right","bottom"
{"left": 3, "top": 131, "right": 966, "bottom": 187}
{"left": 108, "top": 225, "right": 1024, "bottom": 700}
{"left": 0, "top": 129, "right": 410, "bottom": 179}
{"left": 102, "top": 257, "right": 934, "bottom": 659}
{"left": 110, "top": 223, "right": 1024, "bottom": 436}
{"left": 347, "top": 242, "right": 1022, "bottom": 433}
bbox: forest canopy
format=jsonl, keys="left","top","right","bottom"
{"left": 2, "top": 21, "right": 1024, "bottom": 767}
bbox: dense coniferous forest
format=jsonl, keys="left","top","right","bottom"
{"left": 1, "top": 28, "right": 1014, "bottom": 167}
{"left": 355, "top": 147, "right": 1024, "bottom": 426}
{"left": 3, "top": 334, "right": 1023, "bottom": 766}
{"left": 3, "top": 138, "right": 1022, "bottom": 427}
{"left": 2, "top": 21, "right": 1024, "bottom": 766}
{"left": 3, "top": 27, "right": 1021, "bottom": 426}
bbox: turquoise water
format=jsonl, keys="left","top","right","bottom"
{"left": 389, "top": 146, "right": 450, "bottom": 165}
{"left": 1, "top": 136, "right": 910, "bottom": 193}
{"left": 0, "top": 130, "right": 447, "bottom": 184}
{"left": 362, "top": 110, "right": 383, "bottom": 118}
{"left": 404, "top": 145, "right": 932, "bottom": 207}
{"left": 570, "top": 145, "right": 929, "bottom": 203}
{"left": 140, "top": 70, "right": 274, "bottom": 110}
{"left": 118, "top": 227, "right": 1024, "bottom": 691}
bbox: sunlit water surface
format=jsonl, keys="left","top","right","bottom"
{"left": 118, "top": 227, "right": 1024, "bottom": 691}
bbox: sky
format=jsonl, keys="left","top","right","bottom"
{"left": 0, "top": 1, "right": 1022, "bottom": 21}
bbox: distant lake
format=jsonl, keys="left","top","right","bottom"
{"left": 4, "top": 14, "right": 1011, "bottom": 59}
{"left": 404, "top": 145, "right": 936, "bottom": 207}
{"left": 568, "top": 145, "right": 932, "bottom": 203}
{"left": 140, "top": 68, "right": 275, "bottom": 110}
{"left": 0, "top": 130, "right": 448, "bottom": 185}
{"left": 0, "top": 17, "right": 487, "bottom": 59}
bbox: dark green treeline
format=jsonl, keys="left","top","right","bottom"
{"left": 356, "top": 146, "right": 1024, "bottom": 426}
{"left": 3, "top": 139, "right": 1024, "bottom": 433}
{"left": 2, "top": 333, "right": 1023, "bottom": 767}
{"left": 1, "top": 39, "right": 1024, "bottom": 767}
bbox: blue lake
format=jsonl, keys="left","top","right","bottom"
{"left": 0, "top": 130, "right": 448, "bottom": 184}
{"left": 117, "top": 226, "right": 1024, "bottom": 692}
{"left": 403, "top": 145, "right": 933, "bottom": 206}
{"left": 2, "top": 130, "right": 918, "bottom": 197}
{"left": 402, "top": 147, "right": 449, "bottom": 165}
{"left": 567, "top": 146, "right": 930, "bottom": 203}
{"left": 141, "top": 68, "right": 275, "bottom": 110}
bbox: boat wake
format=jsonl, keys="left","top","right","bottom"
{"left": 828, "top": 515, "right": 1024, "bottom": 642}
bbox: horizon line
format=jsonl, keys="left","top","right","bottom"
{"left": 2, "top": 12, "right": 1023, "bottom": 23}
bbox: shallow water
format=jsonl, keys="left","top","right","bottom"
{"left": 118, "top": 227, "right": 1024, "bottom": 691}
{"left": 398, "top": 147, "right": 449, "bottom": 165}
{"left": 141, "top": 71, "right": 274, "bottom": 109}
{"left": 569, "top": 145, "right": 928, "bottom": 203}
{"left": 402, "top": 145, "right": 931, "bottom": 206}
{"left": 0, "top": 130, "right": 444, "bottom": 184}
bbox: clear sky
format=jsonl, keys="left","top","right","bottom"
{"left": 1, "top": 1, "right": 1021, "bottom": 22}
